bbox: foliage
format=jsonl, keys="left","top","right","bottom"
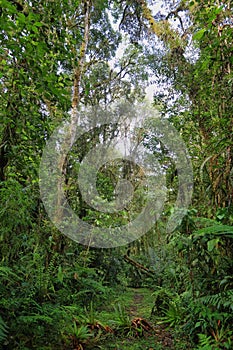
{"left": 63, "top": 323, "right": 93, "bottom": 350}
{"left": 158, "top": 301, "right": 184, "bottom": 328}
{"left": 112, "top": 303, "right": 131, "bottom": 330}
{"left": 0, "top": 316, "right": 8, "bottom": 344}
{"left": 0, "top": 0, "right": 233, "bottom": 348}
{"left": 151, "top": 287, "right": 176, "bottom": 317}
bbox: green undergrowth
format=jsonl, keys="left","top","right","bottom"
{"left": 98, "top": 287, "right": 154, "bottom": 323}
{"left": 95, "top": 287, "right": 191, "bottom": 350}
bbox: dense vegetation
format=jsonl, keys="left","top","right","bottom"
{"left": 0, "top": 0, "right": 232, "bottom": 349}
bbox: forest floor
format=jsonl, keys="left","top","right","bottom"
{"left": 96, "top": 287, "right": 189, "bottom": 350}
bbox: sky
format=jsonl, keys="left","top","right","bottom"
{"left": 109, "top": 1, "right": 167, "bottom": 102}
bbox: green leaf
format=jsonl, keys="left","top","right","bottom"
{"left": 0, "top": 0, "right": 18, "bottom": 14}
{"left": 57, "top": 266, "right": 64, "bottom": 283}
{"left": 207, "top": 238, "right": 219, "bottom": 252}
{"left": 32, "top": 26, "right": 39, "bottom": 34}
{"left": 193, "top": 224, "right": 233, "bottom": 238}
{"left": 193, "top": 29, "right": 206, "bottom": 41}
{"left": 34, "top": 22, "right": 44, "bottom": 27}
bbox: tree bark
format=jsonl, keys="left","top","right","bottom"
{"left": 124, "top": 254, "right": 155, "bottom": 276}
{"left": 53, "top": 0, "right": 91, "bottom": 246}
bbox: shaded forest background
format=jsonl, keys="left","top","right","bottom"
{"left": 0, "top": 0, "right": 233, "bottom": 349}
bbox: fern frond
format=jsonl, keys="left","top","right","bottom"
{"left": 198, "top": 290, "right": 233, "bottom": 312}
{"left": 0, "top": 266, "right": 20, "bottom": 281}
{"left": 18, "top": 314, "right": 53, "bottom": 324}
{"left": 193, "top": 224, "right": 233, "bottom": 238}
{"left": 194, "top": 216, "right": 222, "bottom": 228}
{"left": 0, "top": 316, "right": 8, "bottom": 343}
{"left": 197, "top": 333, "right": 214, "bottom": 349}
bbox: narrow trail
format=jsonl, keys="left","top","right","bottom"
{"left": 128, "top": 291, "right": 144, "bottom": 317}
{"left": 100, "top": 287, "right": 189, "bottom": 349}
{"left": 126, "top": 288, "right": 174, "bottom": 349}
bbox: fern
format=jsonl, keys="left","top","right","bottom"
{"left": 198, "top": 290, "right": 233, "bottom": 312}
{"left": 194, "top": 216, "right": 222, "bottom": 228}
{"left": 0, "top": 266, "right": 20, "bottom": 282}
{"left": 18, "top": 314, "right": 53, "bottom": 324}
{"left": 193, "top": 224, "right": 233, "bottom": 239}
{"left": 0, "top": 316, "right": 8, "bottom": 343}
{"left": 197, "top": 333, "right": 214, "bottom": 349}
{"left": 37, "top": 252, "right": 57, "bottom": 297}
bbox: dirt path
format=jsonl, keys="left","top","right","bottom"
{"left": 128, "top": 291, "right": 144, "bottom": 317}
{"left": 100, "top": 287, "right": 188, "bottom": 349}
{"left": 126, "top": 288, "right": 174, "bottom": 348}
{"left": 123, "top": 287, "right": 154, "bottom": 319}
